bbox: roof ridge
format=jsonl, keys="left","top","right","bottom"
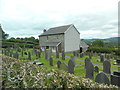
{"left": 50, "top": 24, "right": 73, "bottom": 29}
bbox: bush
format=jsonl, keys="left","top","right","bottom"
{"left": 88, "top": 47, "right": 115, "bottom": 54}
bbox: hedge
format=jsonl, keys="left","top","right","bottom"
{"left": 1, "top": 55, "right": 118, "bottom": 89}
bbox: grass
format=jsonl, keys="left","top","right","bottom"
{"left": 65, "top": 53, "right": 119, "bottom": 71}
{"left": 2, "top": 48, "right": 119, "bottom": 80}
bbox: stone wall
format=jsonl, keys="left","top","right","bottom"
{"left": 39, "top": 34, "right": 64, "bottom": 51}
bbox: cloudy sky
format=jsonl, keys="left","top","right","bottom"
{"left": 0, "top": 0, "right": 119, "bottom": 39}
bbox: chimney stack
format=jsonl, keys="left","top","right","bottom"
{"left": 43, "top": 29, "right": 46, "bottom": 32}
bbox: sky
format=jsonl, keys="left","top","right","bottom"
{"left": 0, "top": 0, "right": 119, "bottom": 39}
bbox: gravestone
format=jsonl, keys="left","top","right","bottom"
{"left": 103, "top": 60, "right": 111, "bottom": 74}
{"left": 80, "top": 53, "right": 84, "bottom": 58}
{"left": 95, "top": 72, "right": 110, "bottom": 85}
{"left": 60, "top": 63, "right": 68, "bottom": 71}
{"left": 21, "top": 49, "right": 24, "bottom": 57}
{"left": 89, "top": 54, "right": 92, "bottom": 59}
{"left": 100, "top": 55, "right": 104, "bottom": 62}
{"left": 111, "top": 75, "right": 120, "bottom": 87}
{"left": 68, "top": 59, "right": 75, "bottom": 74}
{"left": 73, "top": 51, "right": 76, "bottom": 56}
{"left": 84, "top": 57, "right": 90, "bottom": 69}
{"left": 94, "top": 66, "right": 99, "bottom": 73}
{"left": 49, "top": 57, "right": 53, "bottom": 66}
{"left": 4, "top": 49, "right": 7, "bottom": 55}
{"left": 16, "top": 52, "right": 19, "bottom": 59}
{"left": 56, "top": 51, "right": 59, "bottom": 59}
{"left": 57, "top": 61, "right": 62, "bottom": 68}
{"left": 37, "top": 51, "right": 41, "bottom": 58}
{"left": 10, "top": 51, "right": 13, "bottom": 57}
{"left": 62, "top": 51, "right": 65, "bottom": 60}
{"left": 28, "top": 51, "right": 31, "bottom": 60}
{"left": 86, "top": 61, "right": 94, "bottom": 80}
{"left": 13, "top": 52, "right": 19, "bottom": 59}
{"left": 106, "top": 55, "right": 110, "bottom": 60}
{"left": 46, "top": 49, "right": 51, "bottom": 60}
{"left": 45, "top": 49, "right": 48, "bottom": 59}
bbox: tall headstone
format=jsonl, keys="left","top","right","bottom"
{"left": 84, "top": 57, "right": 90, "bottom": 69}
{"left": 10, "top": 51, "right": 13, "bottom": 57}
{"left": 37, "top": 51, "right": 41, "bottom": 58}
{"left": 28, "top": 51, "right": 31, "bottom": 60}
{"left": 95, "top": 72, "right": 110, "bottom": 85}
{"left": 68, "top": 59, "right": 75, "bottom": 74}
{"left": 103, "top": 60, "right": 111, "bottom": 74}
{"left": 16, "top": 52, "right": 19, "bottom": 59}
{"left": 21, "top": 49, "right": 24, "bottom": 57}
{"left": 57, "top": 61, "right": 62, "bottom": 68}
{"left": 46, "top": 49, "right": 51, "bottom": 60}
{"left": 62, "top": 51, "right": 65, "bottom": 60}
{"left": 49, "top": 57, "right": 53, "bottom": 66}
{"left": 80, "top": 53, "right": 84, "bottom": 58}
{"left": 85, "top": 61, "right": 94, "bottom": 80}
{"left": 100, "top": 55, "right": 104, "bottom": 62}
{"left": 56, "top": 51, "right": 59, "bottom": 59}
{"left": 89, "top": 53, "right": 92, "bottom": 59}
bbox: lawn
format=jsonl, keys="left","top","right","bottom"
{"left": 2, "top": 48, "right": 119, "bottom": 80}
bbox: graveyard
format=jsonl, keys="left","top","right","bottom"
{"left": 1, "top": 46, "right": 120, "bottom": 88}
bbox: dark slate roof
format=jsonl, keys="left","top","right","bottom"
{"left": 80, "top": 41, "right": 89, "bottom": 47}
{"left": 39, "top": 24, "right": 72, "bottom": 36}
{"left": 41, "top": 42, "right": 61, "bottom": 46}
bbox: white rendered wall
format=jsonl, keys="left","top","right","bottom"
{"left": 64, "top": 25, "right": 80, "bottom": 52}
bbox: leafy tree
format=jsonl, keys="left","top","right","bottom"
{"left": 91, "top": 40, "right": 104, "bottom": 47}
{"left": 0, "top": 24, "right": 9, "bottom": 39}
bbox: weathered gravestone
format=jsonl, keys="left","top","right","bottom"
{"left": 28, "top": 51, "right": 31, "bottom": 60}
{"left": 49, "top": 57, "right": 53, "bottom": 66}
{"left": 95, "top": 72, "right": 110, "bottom": 85}
{"left": 21, "top": 49, "right": 24, "bottom": 57}
{"left": 94, "top": 66, "right": 99, "bottom": 73}
{"left": 84, "top": 57, "right": 90, "bottom": 69}
{"left": 37, "top": 51, "right": 41, "bottom": 58}
{"left": 57, "top": 61, "right": 62, "bottom": 68}
{"left": 13, "top": 52, "right": 19, "bottom": 59}
{"left": 89, "top": 53, "right": 92, "bottom": 59}
{"left": 111, "top": 75, "right": 120, "bottom": 87}
{"left": 100, "top": 55, "right": 104, "bottom": 62}
{"left": 106, "top": 55, "right": 110, "bottom": 60}
{"left": 62, "top": 51, "right": 65, "bottom": 60}
{"left": 4, "top": 49, "right": 7, "bottom": 55}
{"left": 103, "top": 60, "right": 111, "bottom": 74}
{"left": 60, "top": 63, "right": 68, "bottom": 71}
{"left": 56, "top": 51, "right": 59, "bottom": 59}
{"left": 10, "top": 51, "right": 13, "bottom": 57}
{"left": 85, "top": 61, "right": 94, "bottom": 80}
{"left": 46, "top": 49, "right": 51, "bottom": 60}
{"left": 68, "top": 59, "right": 75, "bottom": 74}
{"left": 80, "top": 52, "right": 84, "bottom": 58}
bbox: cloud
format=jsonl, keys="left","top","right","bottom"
{"left": 0, "top": 0, "right": 118, "bottom": 39}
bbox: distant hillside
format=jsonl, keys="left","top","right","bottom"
{"left": 82, "top": 37, "right": 120, "bottom": 47}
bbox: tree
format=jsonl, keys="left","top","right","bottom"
{"left": 91, "top": 40, "right": 104, "bottom": 47}
{"left": 0, "top": 24, "right": 9, "bottom": 39}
